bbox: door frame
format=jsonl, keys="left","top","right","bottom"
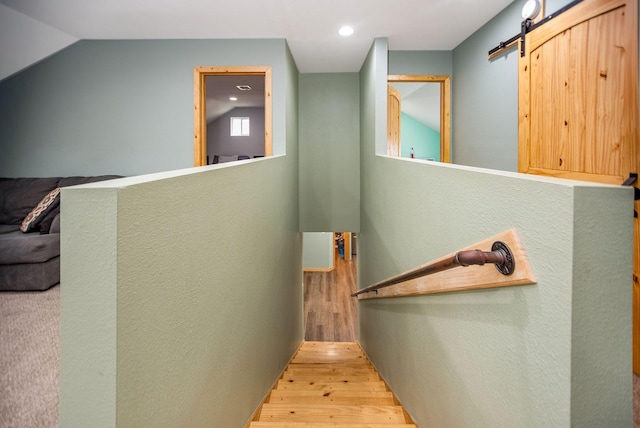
{"left": 193, "top": 66, "right": 272, "bottom": 167}
{"left": 387, "top": 75, "right": 451, "bottom": 163}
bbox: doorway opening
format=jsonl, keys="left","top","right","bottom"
{"left": 302, "top": 232, "right": 357, "bottom": 342}
{"left": 387, "top": 75, "right": 451, "bottom": 163}
{"left": 193, "top": 66, "right": 272, "bottom": 166}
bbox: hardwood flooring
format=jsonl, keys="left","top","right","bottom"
{"left": 304, "top": 256, "right": 357, "bottom": 342}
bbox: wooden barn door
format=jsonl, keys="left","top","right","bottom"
{"left": 518, "top": 0, "right": 639, "bottom": 372}
{"left": 387, "top": 84, "right": 401, "bottom": 157}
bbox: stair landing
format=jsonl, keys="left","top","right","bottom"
{"left": 249, "top": 341, "right": 416, "bottom": 427}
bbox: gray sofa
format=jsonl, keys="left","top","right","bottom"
{"left": 0, "top": 176, "right": 120, "bottom": 291}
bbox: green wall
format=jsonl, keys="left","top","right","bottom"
{"left": 59, "top": 41, "right": 301, "bottom": 428}
{"left": 359, "top": 38, "right": 633, "bottom": 427}
{"left": 451, "top": 1, "right": 522, "bottom": 171}
{"left": 0, "top": 39, "right": 288, "bottom": 177}
{"left": 388, "top": 51, "right": 453, "bottom": 76}
{"left": 399, "top": 112, "right": 440, "bottom": 160}
{"left": 298, "top": 73, "right": 360, "bottom": 232}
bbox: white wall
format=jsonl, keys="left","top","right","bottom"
{"left": 0, "top": 4, "right": 77, "bottom": 81}
{"left": 303, "top": 232, "right": 334, "bottom": 270}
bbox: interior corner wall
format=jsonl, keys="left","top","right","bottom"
{"left": 359, "top": 34, "right": 632, "bottom": 428}
{"left": 0, "top": 39, "right": 288, "bottom": 178}
{"left": 298, "top": 73, "right": 360, "bottom": 232}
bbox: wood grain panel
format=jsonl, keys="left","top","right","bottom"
{"left": 520, "top": 0, "right": 635, "bottom": 185}
{"left": 387, "top": 84, "right": 401, "bottom": 157}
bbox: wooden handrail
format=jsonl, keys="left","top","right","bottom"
{"left": 352, "top": 241, "right": 514, "bottom": 297}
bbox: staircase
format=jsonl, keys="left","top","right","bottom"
{"left": 249, "top": 341, "right": 416, "bottom": 427}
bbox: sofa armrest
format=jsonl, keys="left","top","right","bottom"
{"left": 49, "top": 214, "right": 61, "bottom": 234}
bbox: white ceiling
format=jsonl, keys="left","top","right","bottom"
{"left": 206, "top": 75, "right": 265, "bottom": 123}
{"left": 0, "top": 0, "right": 514, "bottom": 73}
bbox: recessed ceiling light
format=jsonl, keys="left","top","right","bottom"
{"left": 339, "top": 26, "right": 354, "bottom": 37}
{"left": 229, "top": 96, "right": 238, "bottom": 101}
{"left": 236, "top": 85, "right": 252, "bottom": 91}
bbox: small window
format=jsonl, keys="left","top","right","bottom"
{"left": 230, "top": 117, "right": 250, "bottom": 136}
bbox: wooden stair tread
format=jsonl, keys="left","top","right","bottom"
{"left": 270, "top": 390, "right": 394, "bottom": 399}
{"left": 292, "top": 356, "right": 370, "bottom": 364}
{"left": 258, "top": 404, "right": 407, "bottom": 424}
{"left": 269, "top": 389, "right": 395, "bottom": 405}
{"left": 299, "top": 341, "right": 362, "bottom": 348}
{"left": 276, "top": 379, "right": 388, "bottom": 391}
{"left": 282, "top": 372, "right": 380, "bottom": 382}
{"left": 250, "top": 342, "right": 415, "bottom": 426}
{"left": 250, "top": 423, "right": 416, "bottom": 427}
{"left": 293, "top": 342, "right": 370, "bottom": 365}
{"left": 286, "top": 364, "right": 377, "bottom": 372}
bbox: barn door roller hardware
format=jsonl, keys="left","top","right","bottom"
{"left": 488, "top": 0, "right": 583, "bottom": 58}
{"left": 622, "top": 173, "right": 639, "bottom": 218}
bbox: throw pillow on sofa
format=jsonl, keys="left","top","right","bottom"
{"left": 20, "top": 188, "right": 61, "bottom": 233}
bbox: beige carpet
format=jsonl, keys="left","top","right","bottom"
{"left": 0, "top": 285, "right": 59, "bottom": 428}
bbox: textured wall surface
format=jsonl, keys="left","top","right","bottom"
{"left": 359, "top": 38, "right": 633, "bottom": 428}
{"left": 298, "top": 73, "right": 360, "bottom": 232}
{"left": 61, "top": 160, "right": 303, "bottom": 428}
{"left": 60, "top": 41, "right": 301, "bottom": 427}
{"left": 59, "top": 188, "right": 118, "bottom": 426}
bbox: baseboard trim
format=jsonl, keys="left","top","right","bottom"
{"left": 244, "top": 340, "right": 304, "bottom": 427}
{"left": 303, "top": 267, "right": 335, "bottom": 272}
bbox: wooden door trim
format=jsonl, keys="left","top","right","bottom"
{"left": 193, "top": 66, "right": 272, "bottom": 167}
{"left": 388, "top": 75, "right": 451, "bottom": 163}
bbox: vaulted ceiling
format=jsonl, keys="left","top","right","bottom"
{"left": 0, "top": 0, "right": 513, "bottom": 74}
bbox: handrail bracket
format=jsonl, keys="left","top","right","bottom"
{"left": 352, "top": 241, "right": 516, "bottom": 297}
